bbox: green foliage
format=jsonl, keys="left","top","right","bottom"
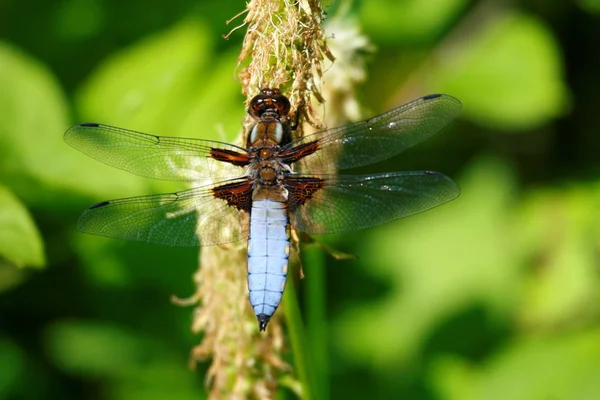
{"left": 578, "top": 0, "right": 600, "bottom": 14}
{"left": 0, "top": 42, "right": 70, "bottom": 199}
{"left": 78, "top": 20, "right": 220, "bottom": 134}
{"left": 517, "top": 183, "right": 600, "bottom": 328}
{"left": 0, "top": 337, "right": 26, "bottom": 396}
{"left": 0, "top": 185, "right": 45, "bottom": 269}
{"left": 434, "top": 12, "right": 569, "bottom": 131}
{"left": 430, "top": 329, "right": 600, "bottom": 400}
{"left": 361, "top": 0, "right": 469, "bottom": 45}
{"left": 45, "top": 320, "right": 203, "bottom": 399}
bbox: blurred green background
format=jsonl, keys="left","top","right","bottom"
{"left": 1, "top": 0, "right": 600, "bottom": 399}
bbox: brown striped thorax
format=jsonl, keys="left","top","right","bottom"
{"left": 245, "top": 89, "right": 296, "bottom": 189}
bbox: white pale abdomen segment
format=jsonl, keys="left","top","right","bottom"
{"left": 247, "top": 199, "right": 289, "bottom": 319}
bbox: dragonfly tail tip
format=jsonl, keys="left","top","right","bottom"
{"left": 257, "top": 314, "right": 271, "bottom": 331}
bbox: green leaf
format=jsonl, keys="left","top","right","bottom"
{"left": 71, "top": 235, "right": 132, "bottom": 287}
{"left": 0, "top": 185, "right": 45, "bottom": 268}
{"left": 0, "top": 42, "right": 68, "bottom": 184}
{"left": 430, "top": 329, "right": 600, "bottom": 400}
{"left": 45, "top": 320, "right": 147, "bottom": 377}
{"left": 76, "top": 19, "right": 241, "bottom": 139}
{"left": 54, "top": 0, "right": 105, "bottom": 42}
{"left": 360, "top": 0, "right": 469, "bottom": 45}
{"left": 0, "top": 337, "right": 26, "bottom": 396}
{"left": 577, "top": 0, "right": 600, "bottom": 14}
{"left": 44, "top": 320, "right": 201, "bottom": 399}
{"left": 516, "top": 184, "right": 600, "bottom": 328}
{"left": 433, "top": 12, "right": 569, "bottom": 131}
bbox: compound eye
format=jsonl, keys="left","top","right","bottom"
{"left": 249, "top": 95, "right": 267, "bottom": 118}
{"left": 272, "top": 95, "right": 291, "bottom": 116}
{"left": 247, "top": 89, "right": 291, "bottom": 118}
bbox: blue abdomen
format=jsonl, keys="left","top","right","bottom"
{"left": 247, "top": 199, "right": 289, "bottom": 331}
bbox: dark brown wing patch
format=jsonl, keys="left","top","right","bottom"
{"left": 285, "top": 176, "right": 325, "bottom": 211}
{"left": 212, "top": 180, "right": 254, "bottom": 211}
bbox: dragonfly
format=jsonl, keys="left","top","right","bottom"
{"left": 65, "top": 88, "right": 462, "bottom": 331}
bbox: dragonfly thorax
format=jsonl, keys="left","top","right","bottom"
{"left": 249, "top": 151, "right": 288, "bottom": 186}
{"left": 258, "top": 147, "right": 276, "bottom": 160}
{"left": 248, "top": 120, "right": 287, "bottom": 147}
{"left": 257, "top": 166, "right": 278, "bottom": 185}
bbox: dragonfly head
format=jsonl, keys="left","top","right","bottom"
{"left": 249, "top": 88, "right": 291, "bottom": 121}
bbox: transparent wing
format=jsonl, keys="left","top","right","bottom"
{"left": 64, "top": 123, "right": 248, "bottom": 182}
{"left": 77, "top": 178, "right": 251, "bottom": 246}
{"left": 284, "top": 94, "right": 461, "bottom": 173}
{"left": 287, "top": 171, "right": 460, "bottom": 235}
